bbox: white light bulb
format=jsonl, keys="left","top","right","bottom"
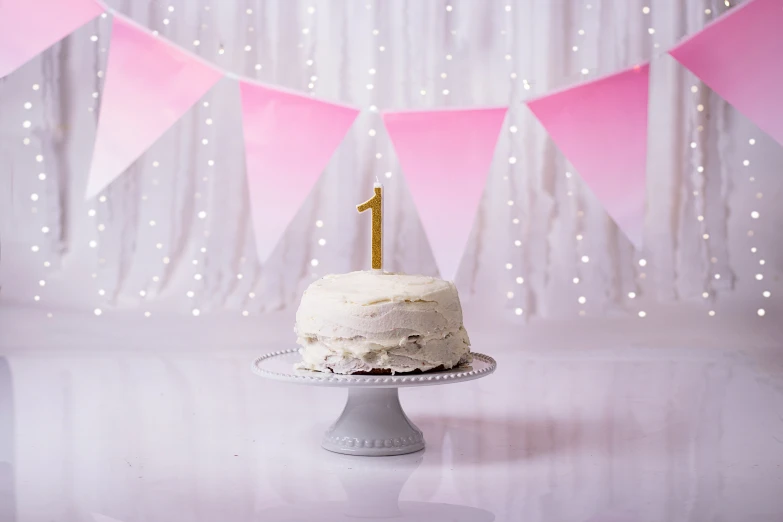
{"left": 581, "top": 255, "right": 589, "bottom": 263}
{"left": 311, "top": 259, "right": 319, "bottom": 267}
{"left": 516, "top": 277, "right": 524, "bottom": 284}
{"left": 506, "top": 291, "right": 514, "bottom": 299}
{"left": 628, "top": 291, "right": 636, "bottom": 299}
{"left": 638, "top": 311, "right": 646, "bottom": 318}
{"left": 505, "top": 263, "right": 513, "bottom": 270}
{"left": 757, "top": 309, "right": 765, "bottom": 317}
{"left": 515, "top": 308, "right": 523, "bottom": 316}
{"left": 578, "top": 296, "right": 586, "bottom": 304}
{"left": 94, "top": 308, "right": 102, "bottom": 316}
{"left": 192, "top": 309, "right": 200, "bottom": 316}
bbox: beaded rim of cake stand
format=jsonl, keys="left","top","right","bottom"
{"left": 252, "top": 348, "right": 496, "bottom": 386}
{"left": 322, "top": 430, "right": 424, "bottom": 451}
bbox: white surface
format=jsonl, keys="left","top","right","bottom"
{"left": 1, "top": 0, "right": 782, "bottom": 319}
{"left": 1, "top": 309, "right": 782, "bottom": 521}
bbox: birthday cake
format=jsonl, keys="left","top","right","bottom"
{"left": 294, "top": 271, "right": 471, "bottom": 375}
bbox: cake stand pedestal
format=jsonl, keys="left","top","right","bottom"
{"left": 252, "top": 349, "right": 496, "bottom": 456}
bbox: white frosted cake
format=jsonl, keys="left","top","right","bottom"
{"left": 294, "top": 271, "right": 471, "bottom": 375}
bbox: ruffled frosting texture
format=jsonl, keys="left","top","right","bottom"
{"left": 294, "top": 271, "right": 471, "bottom": 374}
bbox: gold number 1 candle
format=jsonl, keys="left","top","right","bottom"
{"left": 357, "top": 181, "right": 383, "bottom": 270}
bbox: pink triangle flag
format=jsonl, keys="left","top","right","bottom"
{"left": 669, "top": 0, "right": 783, "bottom": 146}
{"left": 0, "top": 0, "right": 103, "bottom": 78}
{"left": 382, "top": 107, "right": 508, "bottom": 280}
{"left": 85, "top": 16, "right": 222, "bottom": 199}
{"left": 527, "top": 64, "right": 650, "bottom": 248}
{"left": 239, "top": 82, "right": 359, "bottom": 263}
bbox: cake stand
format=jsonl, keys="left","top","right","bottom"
{"left": 252, "top": 349, "right": 496, "bottom": 456}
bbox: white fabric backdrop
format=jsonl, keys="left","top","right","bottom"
{"left": 0, "top": 0, "right": 781, "bottom": 321}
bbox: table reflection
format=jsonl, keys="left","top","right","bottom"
{"left": 259, "top": 451, "right": 494, "bottom": 521}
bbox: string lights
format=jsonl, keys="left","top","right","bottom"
{"left": 500, "top": 2, "right": 526, "bottom": 319}
{"left": 305, "top": 4, "right": 322, "bottom": 279}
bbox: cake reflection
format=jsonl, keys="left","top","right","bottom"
{"left": 260, "top": 451, "right": 494, "bottom": 521}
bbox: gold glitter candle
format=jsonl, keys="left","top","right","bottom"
{"left": 357, "top": 182, "right": 383, "bottom": 270}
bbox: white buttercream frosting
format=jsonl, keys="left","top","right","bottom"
{"left": 294, "top": 271, "right": 471, "bottom": 374}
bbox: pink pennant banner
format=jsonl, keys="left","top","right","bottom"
{"left": 527, "top": 64, "right": 650, "bottom": 248}
{"left": 383, "top": 107, "right": 508, "bottom": 280}
{"left": 85, "top": 16, "right": 222, "bottom": 199}
{"left": 239, "top": 82, "right": 359, "bottom": 263}
{"left": 0, "top": 0, "right": 103, "bottom": 78}
{"left": 669, "top": 0, "right": 783, "bottom": 146}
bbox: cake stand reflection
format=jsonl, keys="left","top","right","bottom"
{"left": 252, "top": 349, "right": 496, "bottom": 456}
{"left": 260, "top": 451, "right": 495, "bottom": 521}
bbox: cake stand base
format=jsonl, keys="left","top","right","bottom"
{"left": 322, "top": 388, "right": 425, "bottom": 456}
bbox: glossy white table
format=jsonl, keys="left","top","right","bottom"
{"left": 0, "top": 307, "right": 782, "bottom": 521}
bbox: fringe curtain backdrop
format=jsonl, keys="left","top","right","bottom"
{"left": 0, "top": 0, "right": 781, "bottom": 319}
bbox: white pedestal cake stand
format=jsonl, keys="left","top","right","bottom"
{"left": 252, "top": 349, "right": 496, "bottom": 456}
